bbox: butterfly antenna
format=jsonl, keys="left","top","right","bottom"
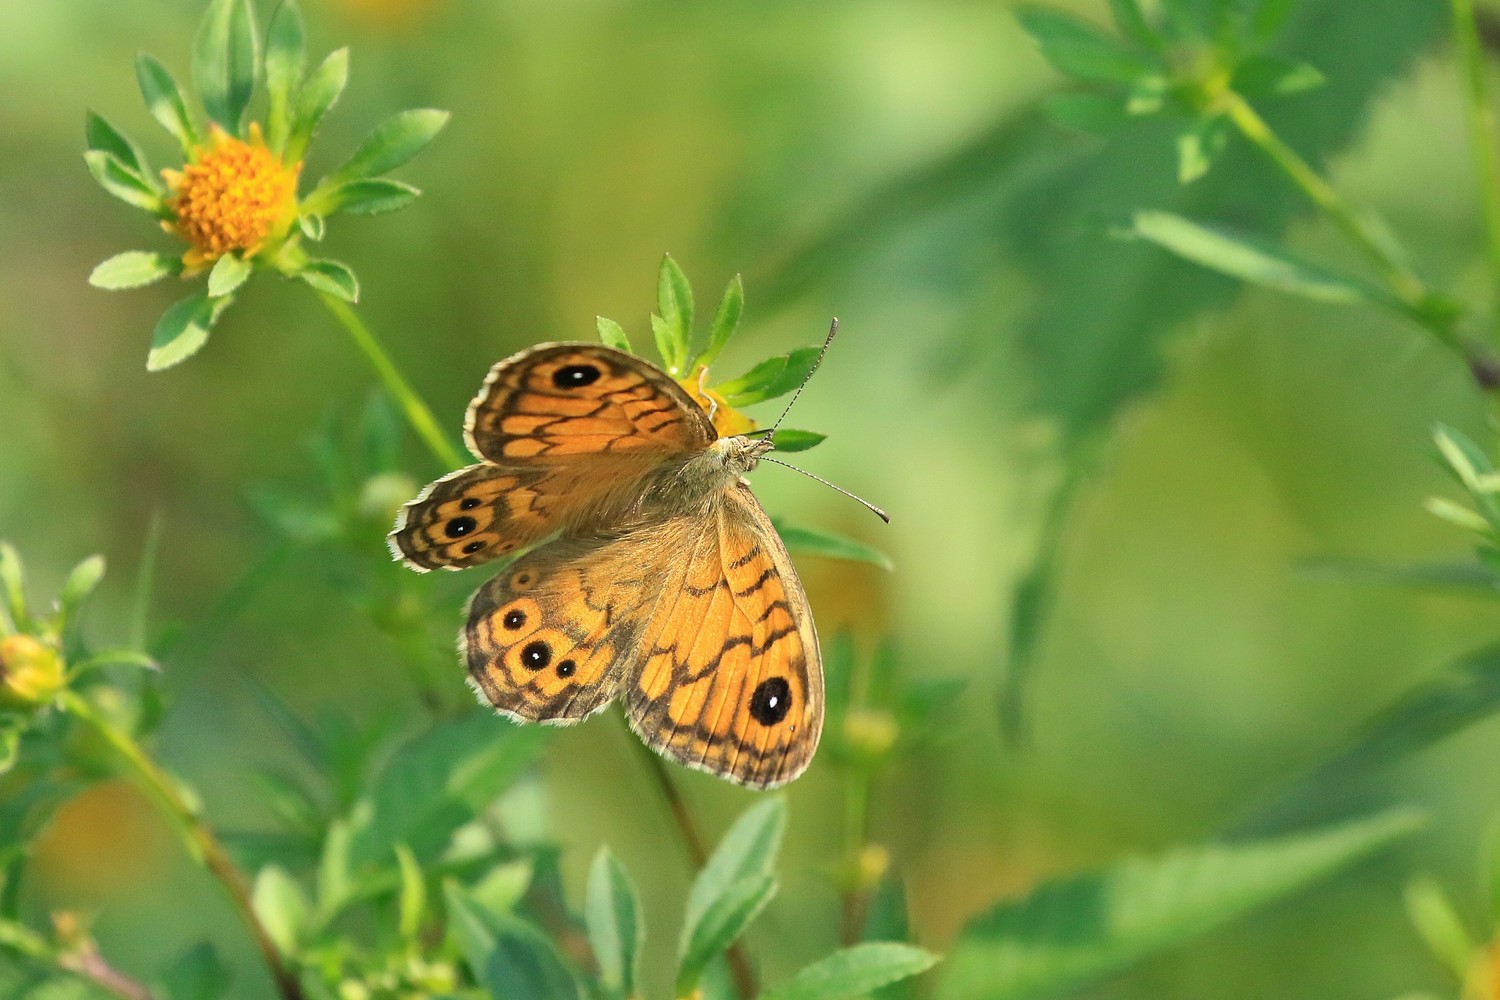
{"left": 769, "top": 317, "right": 839, "bottom": 436}
{"left": 761, "top": 457, "right": 890, "bottom": 523}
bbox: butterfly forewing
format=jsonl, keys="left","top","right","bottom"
{"left": 464, "top": 343, "right": 714, "bottom": 463}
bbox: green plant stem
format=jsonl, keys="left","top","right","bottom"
{"left": 1220, "top": 92, "right": 1429, "bottom": 310}
{"left": 313, "top": 291, "right": 465, "bottom": 470}
{"left": 624, "top": 729, "right": 758, "bottom": 999}
{"left": 1454, "top": 0, "right": 1500, "bottom": 334}
{"left": 839, "top": 769, "right": 875, "bottom": 945}
{"left": 58, "top": 691, "right": 306, "bottom": 1000}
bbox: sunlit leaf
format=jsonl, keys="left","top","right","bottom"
{"left": 677, "top": 874, "right": 777, "bottom": 998}
{"left": 328, "top": 108, "right": 449, "bottom": 183}
{"left": 264, "top": 0, "right": 306, "bottom": 153}
{"left": 297, "top": 259, "right": 359, "bottom": 303}
{"left": 148, "top": 293, "right": 231, "bottom": 371}
{"left": 285, "top": 48, "right": 349, "bottom": 164}
{"left": 193, "top": 0, "right": 260, "bottom": 133}
{"left": 586, "top": 848, "right": 645, "bottom": 997}
{"left": 937, "top": 810, "right": 1421, "bottom": 1000}
{"left": 1016, "top": 6, "right": 1158, "bottom": 83}
{"left": 596, "top": 316, "right": 632, "bottom": 353}
{"left": 777, "top": 523, "right": 893, "bottom": 571}
{"left": 251, "top": 865, "right": 308, "bottom": 955}
{"left": 759, "top": 943, "right": 940, "bottom": 1000}
{"left": 771, "top": 429, "right": 826, "bottom": 453}
{"left": 84, "top": 111, "right": 156, "bottom": 188}
{"left": 136, "top": 53, "right": 200, "bottom": 153}
{"left": 699, "top": 273, "right": 744, "bottom": 368}
{"left": 84, "top": 150, "right": 165, "bottom": 214}
{"left": 207, "top": 253, "right": 252, "bottom": 298}
{"left": 90, "top": 251, "right": 180, "bottom": 290}
{"left": 1403, "top": 879, "right": 1474, "bottom": 978}
{"left": 56, "top": 555, "right": 105, "bottom": 638}
{"left": 684, "top": 799, "right": 786, "bottom": 946}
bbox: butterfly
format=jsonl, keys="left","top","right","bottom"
{"left": 388, "top": 343, "right": 822, "bottom": 788}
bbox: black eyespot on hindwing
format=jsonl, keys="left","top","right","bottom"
{"left": 520, "top": 641, "right": 551, "bottom": 671}
{"left": 749, "top": 677, "right": 792, "bottom": 726}
{"left": 445, "top": 516, "right": 477, "bottom": 537}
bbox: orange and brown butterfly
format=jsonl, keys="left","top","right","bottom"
{"left": 387, "top": 283, "right": 845, "bottom": 788}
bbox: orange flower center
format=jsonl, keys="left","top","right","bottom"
{"left": 677, "top": 366, "right": 757, "bottom": 438}
{"left": 166, "top": 127, "right": 299, "bottom": 266}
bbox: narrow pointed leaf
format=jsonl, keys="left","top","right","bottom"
{"left": 57, "top": 555, "right": 106, "bottom": 633}
{"left": 658, "top": 254, "right": 695, "bottom": 355}
{"left": 1108, "top": 0, "right": 1159, "bottom": 49}
{"left": 136, "top": 53, "right": 200, "bottom": 153}
{"left": 396, "top": 843, "right": 426, "bottom": 941}
{"left": 309, "top": 178, "right": 421, "bottom": 216}
{"left": 771, "top": 429, "right": 826, "bottom": 453}
{"left": 0, "top": 544, "right": 28, "bottom": 633}
{"left": 596, "top": 316, "right": 632, "bottom": 353}
{"left": 84, "top": 150, "right": 165, "bottom": 213}
{"left": 652, "top": 313, "right": 686, "bottom": 376}
{"left": 698, "top": 273, "right": 744, "bottom": 367}
{"left": 683, "top": 798, "right": 785, "bottom": 951}
{"left": 759, "top": 943, "right": 939, "bottom": 1000}
{"left": 286, "top": 48, "right": 349, "bottom": 163}
{"left": 936, "top": 810, "right": 1422, "bottom": 1000}
{"left": 677, "top": 874, "right": 777, "bottom": 997}
{"left": 1127, "top": 211, "right": 1395, "bottom": 308}
{"left": 776, "top": 523, "right": 893, "bottom": 571}
{"left": 84, "top": 111, "right": 156, "bottom": 187}
{"left": 148, "top": 293, "right": 230, "bottom": 371}
{"left": 207, "top": 253, "right": 253, "bottom": 298}
{"left": 445, "top": 883, "right": 584, "bottom": 1000}
{"left": 1016, "top": 6, "right": 1157, "bottom": 83}
{"left": 586, "top": 848, "right": 645, "bottom": 996}
{"left": 194, "top": 0, "right": 260, "bottom": 132}
{"left": 264, "top": 0, "right": 307, "bottom": 153}
{"left": 297, "top": 259, "right": 359, "bottom": 302}
{"left": 90, "top": 251, "right": 180, "bottom": 290}
{"left": 298, "top": 213, "right": 326, "bottom": 241}
{"left": 329, "top": 108, "right": 449, "bottom": 183}
{"left": 720, "top": 346, "right": 821, "bottom": 406}
{"left": 1403, "top": 879, "right": 1474, "bottom": 977}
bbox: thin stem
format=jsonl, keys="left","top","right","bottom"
{"left": 58, "top": 691, "right": 306, "bottom": 1000}
{"left": 313, "top": 292, "right": 465, "bottom": 470}
{"left": 1220, "top": 92, "right": 1429, "bottom": 309}
{"left": 838, "top": 771, "right": 874, "bottom": 945}
{"left": 624, "top": 727, "right": 758, "bottom": 999}
{"left": 1454, "top": 0, "right": 1500, "bottom": 331}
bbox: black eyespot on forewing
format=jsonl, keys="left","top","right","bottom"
{"left": 552, "top": 363, "right": 602, "bottom": 388}
{"left": 460, "top": 496, "right": 481, "bottom": 510}
{"left": 749, "top": 677, "right": 792, "bottom": 726}
{"left": 445, "top": 516, "right": 477, "bottom": 537}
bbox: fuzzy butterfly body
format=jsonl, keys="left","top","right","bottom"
{"left": 389, "top": 343, "right": 822, "bottom": 789}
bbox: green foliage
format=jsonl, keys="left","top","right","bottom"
{"left": 193, "top": 0, "right": 260, "bottom": 134}
{"left": 937, "top": 810, "right": 1422, "bottom": 1000}
{"left": 757, "top": 943, "right": 938, "bottom": 1000}
{"left": 586, "top": 849, "right": 645, "bottom": 999}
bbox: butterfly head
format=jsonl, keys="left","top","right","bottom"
{"left": 713, "top": 433, "right": 777, "bottom": 475}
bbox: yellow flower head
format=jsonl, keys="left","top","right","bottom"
{"left": 163, "top": 123, "right": 300, "bottom": 274}
{"left": 677, "top": 365, "right": 756, "bottom": 438}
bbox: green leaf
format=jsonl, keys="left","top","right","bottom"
{"left": 776, "top": 523, "right": 893, "bottom": 571}
{"left": 1043, "top": 93, "right": 1129, "bottom": 136}
{"left": 207, "top": 253, "right": 252, "bottom": 298}
{"left": 148, "top": 293, "right": 231, "bottom": 371}
{"left": 90, "top": 251, "right": 180, "bottom": 290}
{"left": 344, "top": 711, "right": 547, "bottom": 870}
{"left": 470, "top": 858, "right": 533, "bottom": 915}
{"left": 251, "top": 865, "right": 308, "bottom": 955}
{"left": 1016, "top": 6, "right": 1158, "bottom": 83}
{"left": 1108, "top": 0, "right": 1159, "bottom": 49}
{"left": 772, "top": 429, "right": 826, "bottom": 453}
{"left": 1232, "top": 54, "right": 1326, "bottom": 97}
{"left": 759, "top": 943, "right": 940, "bottom": 1000}
{"left": 1403, "top": 879, "right": 1475, "bottom": 977}
{"left": 1243, "top": 642, "right": 1500, "bottom": 835}
{"left": 298, "top": 213, "right": 326, "bottom": 242}
{"left": 0, "top": 544, "right": 29, "bottom": 634}
{"left": 684, "top": 798, "right": 787, "bottom": 943}
{"left": 309, "top": 178, "right": 421, "bottom": 216}
{"left": 56, "top": 555, "right": 105, "bottom": 635}
{"left": 586, "top": 849, "right": 644, "bottom": 997}
{"left": 936, "top": 810, "right": 1422, "bottom": 1000}
{"left": 263, "top": 0, "right": 306, "bottom": 154}
{"left": 297, "top": 259, "right": 359, "bottom": 302}
{"left": 396, "top": 844, "right": 426, "bottom": 941}
{"left": 193, "top": 0, "right": 260, "bottom": 133}
{"left": 68, "top": 648, "right": 159, "bottom": 677}
{"left": 652, "top": 313, "right": 686, "bottom": 376}
{"left": 1175, "top": 115, "right": 1230, "bottom": 184}
{"left": 316, "top": 816, "right": 355, "bottom": 918}
{"left": 285, "top": 48, "right": 349, "bottom": 164}
{"left": 720, "top": 346, "right": 821, "bottom": 406}
{"left": 699, "top": 273, "right": 744, "bottom": 368}
{"left": 135, "top": 53, "right": 200, "bottom": 153}
{"left": 83, "top": 150, "right": 165, "bottom": 214}
{"left": 157, "top": 942, "right": 232, "bottom": 1000}
{"left": 84, "top": 111, "right": 156, "bottom": 188}
{"left": 657, "top": 254, "right": 695, "bottom": 365}
{"left": 445, "top": 883, "right": 584, "bottom": 1000}
{"left": 1127, "top": 210, "right": 1395, "bottom": 308}
{"left": 328, "top": 108, "right": 449, "bottom": 183}
{"left": 1298, "top": 557, "right": 1500, "bottom": 597}
{"left": 596, "top": 316, "right": 632, "bottom": 353}
{"left": 677, "top": 874, "right": 778, "bottom": 997}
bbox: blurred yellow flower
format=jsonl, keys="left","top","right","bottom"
{"left": 678, "top": 366, "right": 756, "bottom": 438}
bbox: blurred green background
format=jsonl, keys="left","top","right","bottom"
{"left": 3, "top": 0, "right": 1499, "bottom": 996}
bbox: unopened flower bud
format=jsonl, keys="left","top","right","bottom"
{"left": 0, "top": 634, "right": 65, "bottom": 708}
